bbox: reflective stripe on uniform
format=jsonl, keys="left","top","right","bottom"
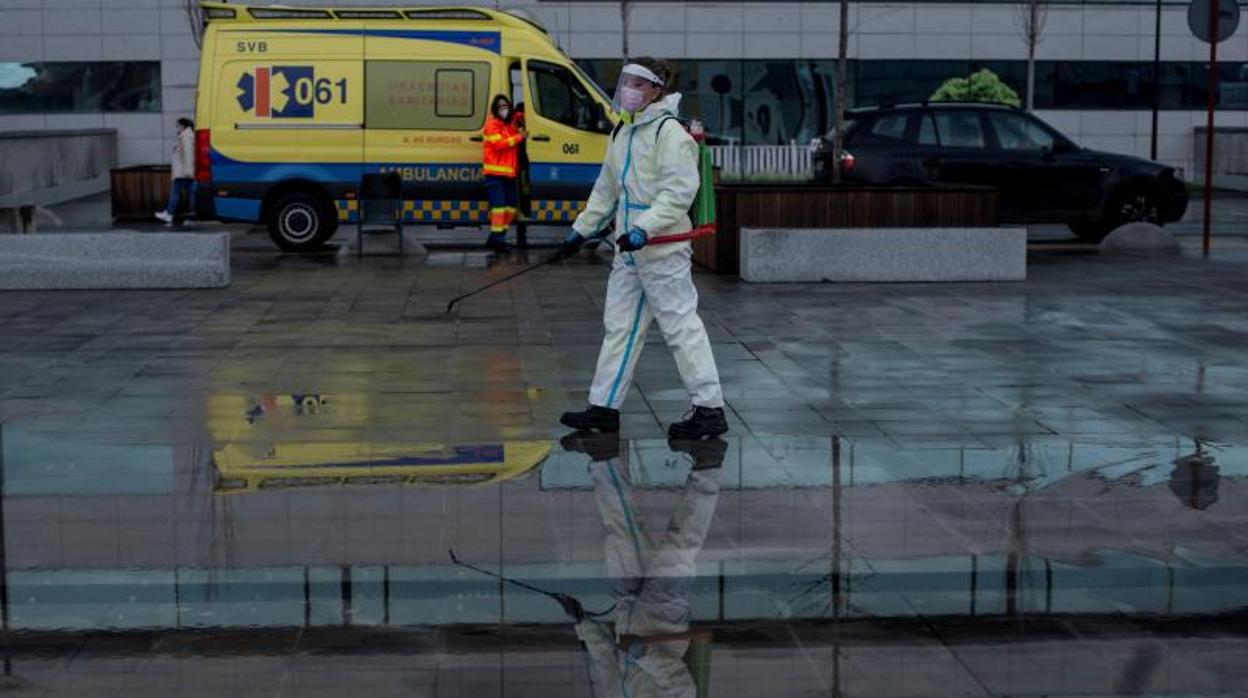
{"left": 490, "top": 206, "right": 508, "bottom": 232}
{"left": 605, "top": 294, "right": 646, "bottom": 408}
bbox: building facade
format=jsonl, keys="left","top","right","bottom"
{"left": 2, "top": 0, "right": 1245, "bottom": 176}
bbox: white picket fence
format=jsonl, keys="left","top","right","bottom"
{"left": 710, "top": 143, "right": 814, "bottom": 182}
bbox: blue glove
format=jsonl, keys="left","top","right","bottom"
{"left": 617, "top": 227, "right": 648, "bottom": 252}
{"left": 560, "top": 230, "right": 586, "bottom": 257}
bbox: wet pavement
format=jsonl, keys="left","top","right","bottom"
{"left": 1, "top": 240, "right": 1247, "bottom": 696}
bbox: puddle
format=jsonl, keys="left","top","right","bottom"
{"left": 0, "top": 398, "right": 1245, "bottom": 695}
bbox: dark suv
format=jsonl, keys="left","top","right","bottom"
{"left": 812, "top": 102, "right": 1188, "bottom": 240}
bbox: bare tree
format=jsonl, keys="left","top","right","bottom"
{"left": 621, "top": 0, "right": 631, "bottom": 58}
{"left": 185, "top": 0, "right": 206, "bottom": 49}
{"left": 832, "top": 0, "right": 849, "bottom": 182}
{"left": 1015, "top": 0, "right": 1048, "bottom": 112}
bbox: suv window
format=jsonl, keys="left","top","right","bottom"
{"left": 868, "top": 113, "right": 909, "bottom": 142}
{"left": 931, "top": 111, "right": 986, "bottom": 149}
{"left": 839, "top": 115, "right": 862, "bottom": 145}
{"left": 986, "top": 112, "right": 1056, "bottom": 151}
{"left": 527, "top": 60, "right": 605, "bottom": 133}
{"left": 917, "top": 113, "right": 938, "bottom": 146}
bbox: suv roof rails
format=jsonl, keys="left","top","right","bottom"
{"left": 851, "top": 100, "right": 1020, "bottom": 112}
{"left": 924, "top": 100, "right": 1019, "bottom": 109}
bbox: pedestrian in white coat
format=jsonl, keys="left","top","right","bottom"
{"left": 560, "top": 58, "right": 727, "bottom": 440}
{"left": 155, "top": 117, "right": 195, "bottom": 225}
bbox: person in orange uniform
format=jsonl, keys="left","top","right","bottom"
{"left": 482, "top": 94, "right": 524, "bottom": 252}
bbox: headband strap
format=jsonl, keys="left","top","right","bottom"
{"left": 621, "top": 63, "right": 663, "bottom": 86}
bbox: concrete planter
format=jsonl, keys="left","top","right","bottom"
{"left": 739, "top": 227, "right": 1027, "bottom": 283}
{"left": 695, "top": 184, "right": 1000, "bottom": 275}
{"left": 0, "top": 232, "right": 230, "bottom": 290}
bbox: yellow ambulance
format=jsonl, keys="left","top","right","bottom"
{"left": 193, "top": 2, "right": 616, "bottom": 251}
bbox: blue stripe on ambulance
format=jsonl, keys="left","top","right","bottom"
{"left": 210, "top": 149, "right": 601, "bottom": 184}
{"left": 208, "top": 149, "right": 601, "bottom": 223}
{"left": 527, "top": 163, "right": 601, "bottom": 184}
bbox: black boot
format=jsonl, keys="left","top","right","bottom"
{"left": 485, "top": 233, "right": 512, "bottom": 252}
{"left": 667, "top": 406, "right": 728, "bottom": 440}
{"left": 668, "top": 436, "right": 728, "bottom": 470}
{"left": 559, "top": 431, "right": 621, "bottom": 462}
{"left": 559, "top": 405, "right": 620, "bottom": 433}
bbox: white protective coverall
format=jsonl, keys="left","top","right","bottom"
{"left": 574, "top": 452, "right": 721, "bottom": 698}
{"left": 572, "top": 92, "right": 724, "bottom": 411}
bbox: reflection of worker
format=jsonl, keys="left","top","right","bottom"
{"left": 559, "top": 57, "right": 726, "bottom": 440}
{"left": 559, "top": 434, "right": 726, "bottom": 698}
{"left": 481, "top": 94, "right": 524, "bottom": 252}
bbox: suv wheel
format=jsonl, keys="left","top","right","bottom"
{"left": 1070, "top": 184, "right": 1163, "bottom": 242}
{"left": 267, "top": 192, "right": 337, "bottom": 252}
{"left": 1111, "top": 184, "right": 1162, "bottom": 227}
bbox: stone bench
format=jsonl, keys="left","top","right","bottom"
{"left": 0, "top": 232, "right": 230, "bottom": 290}
{"left": 739, "top": 227, "right": 1027, "bottom": 283}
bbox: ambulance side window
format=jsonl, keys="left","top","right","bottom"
{"left": 365, "top": 60, "right": 490, "bottom": 130}
{"left": 527, "top": 60, "right": 599, "bottom": 132}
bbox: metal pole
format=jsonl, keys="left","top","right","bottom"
{"left": 1202, "top": 2, "right": 1219, "bottom": 256}
{"left": 1150, "top": 0, "right": 1162, "bottom": 160}
{"left": 833, "top": 0, "right": 849, "bottom": 183}
{"left": 620, "top": 0, "right": 629, "bottom": 58}
{"left": 0, "top": 426, "right": 13, "bottom": 684}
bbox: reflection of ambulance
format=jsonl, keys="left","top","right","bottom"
{"left": 207, "top": 392, "right": 551, "bottom": 493}
{"left": 194, "top": 2, "right": 616, "bottom": 251}
{"left": 213, "top": 441, "right": 552, "bottom": 493}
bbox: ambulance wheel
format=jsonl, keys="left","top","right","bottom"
{"left": 267, "top": 192, "right": 337, "bottom": 252}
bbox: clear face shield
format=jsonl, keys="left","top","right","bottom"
{"left": 613, "top": 63, "right": 664, "bottom": 115}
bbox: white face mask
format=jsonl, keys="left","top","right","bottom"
{"left": 498, "top": 107, "right": 510, "bottom": 120}
{"left": 618, "top": 86, "right": 648, "bottom": 113}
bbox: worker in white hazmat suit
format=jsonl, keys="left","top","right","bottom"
{"left": 558, "top": 432, "right": 726, "bottom": 698}
{"left": 560, "top": 57, "right": 728, "bottom": 440}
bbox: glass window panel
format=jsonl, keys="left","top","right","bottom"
{"left": 1219, "top": 63, "right": 1248, "bottom": 109}
{"left": 435, "top": 69, "right": 475, "bottom": 118}
{"left": 932, "top": 111, "right": 986, "bottom": 149}
{"left": 853, "top": 60, "right": 965, "bottom": 108}
{"left": 1184, "top": 62, "right": 1248, "bottom": 109}
{"left": 917, "top": 113, "right": 939, "bottom": 145}
{"left": 986, "top": 111, "right": 1056, "bottom": 150}
{"left": 573, "top": 59, "right": 621, "bottom": 100}
{"left": 527, "top": 59, "right": 603, "bottom": 132}
{"left": 569, "top": 61, "right": 612, "bottom": 106}
{"left": 676, "top": 60, "right": 745, "bottom": 145}
{"left": 0, "top": 61, "right": 161, "bottom": 114}
{"left": 869, "top": 113, "right": 909, "bottom": 142}
{"left": 1033, "top": 61, "right": 1154, "bottom": 108}
{"left": 365, "top": 61, "right": 489, "bottom": 130}
{"left": 743, "top": 60, "right": 836, "bottom": 145}
{"left": 1161, "top": 62, "right": 1200, "bottom": 109}
{"left": 852, "top": 60, "right": 1026, "bottom": 110}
